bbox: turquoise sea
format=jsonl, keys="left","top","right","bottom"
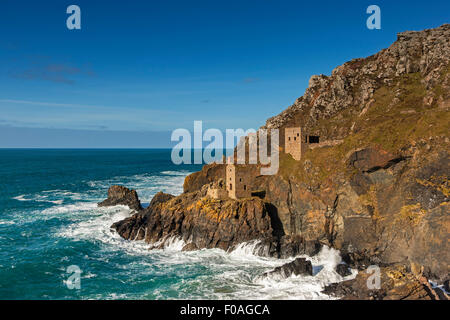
{"left": 0, "top": 149, "right": 351, "bottom": 300}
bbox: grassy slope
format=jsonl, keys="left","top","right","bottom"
{"left": 279, "top": 67, "right": 450, "bottom": 186}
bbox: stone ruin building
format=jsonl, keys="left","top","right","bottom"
{"left": 284, "top": 127, "right": 319, "bottom": 161}
{"left": 206, "top": 127, "right": 320, "bottom": 200}
{"left": 205, "top": 161, "right": 253, "bottom": 200}
{"left": 225, "top": 161, "right": 252, "bottom": 200}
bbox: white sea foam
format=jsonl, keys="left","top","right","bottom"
{"left": 148, "top": 235, "right": 187, "bottom": 252}
{"left": 162, "top": 236, "right": 187, "bottom": 251}
{"left": 229, "top": 240, "right": 263, "bottom": 258}
{"left": 250, "top": 246, "right": 356, "bottom": 299}
{"left": 0, "top": 220, "right": 15, "bottom": 225}
{"left": 160, "top": 170, "right": 191, "bottom": 176}
{"left": 12, "top": 195, "right": 30, "bottom": 201}
{"left": 138, "top": 243, "right": 355, "bottom": 300}
{"left": 42, "top": 169, "right": 356, "bottom": 300}
{"left": 12, "top": 190, "right": 82, "bottom": 204}
{"left": 42, "top": 202, "right": 98, "bottom": 215}
{"left": 54, "top": 201, "right": 355, "bottom": 300}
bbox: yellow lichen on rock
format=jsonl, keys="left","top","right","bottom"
{"left": 397, "top": 203, "right": 426, "bottom": 226}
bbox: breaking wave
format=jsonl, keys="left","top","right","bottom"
{"left": 7, "top": 166, "right": 355, "bottom": 299}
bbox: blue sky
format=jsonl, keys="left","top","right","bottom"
{"left": 0, "top": 0, "right": 449, "bottom": 147}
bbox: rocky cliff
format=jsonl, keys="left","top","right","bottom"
{"left": 107, "top": 24, "right": 449, "bottom": 299}
{"left": 112, "top": 189, "right": 274, "bottom": 252}
{"left": 110, "top": 184, "right": 321, "bottom": 258}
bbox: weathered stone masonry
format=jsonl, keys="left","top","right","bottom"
{"left": 284, "top": 127, "right": 319, "bottom": 161}
{"left": 226, "top": 162, "right": 252, "bottom": 199}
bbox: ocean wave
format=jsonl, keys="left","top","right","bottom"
{"left": 0, "top": 220, "right": 15, "bottom": 225}
{"left": 133, "top": 244, "right": 355, "bottom": 300}
{"left": 11, "top": 193, "right": 65, "bottom": 208}
{"left": 42, "top": 202, "right": 98, "bottom": 215}
{"left": 53, "top": 197, "right": 355, "bottom": 300}
{"left": 160, "top": 170, "right": 191, "bottom": 176}
{"left": 148, "top": 235, "right": 187, "bottom": 251}
{"left": 12, "top": 190, "right": 83, "bottom": 204}
{"left": 12, "top": 195, "right": 31, "bottom": 201}
{"left": 34, "top": 168, "right": 355, "bottom": 300}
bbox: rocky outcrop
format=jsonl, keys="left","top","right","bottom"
{"left": 98, "top": 185, "right": 142, "bottom": 211}
{"left": 336, "top": 263, "right": 352, "bottom": 277}
{"left": 261, "top": 258, "right": 313, "bottom": 279}
{"left": 323, "top": 265, "right": 447, "bottom": 300}
{"left": 105, "top": 187, "right": 323, "bottom": 258}
{"left": 183, "top": 163, "right": 225, "bottom": 193}
{"left": 111, "top": 191, "right": 276, "bottom": 252}
{"left": 258, "top": 25, "right": 449, "bottom": 288}
{"left": 347, "top": 147, "right": 405, "bottom": 173}
{"left": 148, "top": 191, "right": 174, "bottom": 208}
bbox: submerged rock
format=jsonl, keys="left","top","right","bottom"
{"left": 336, "top": 263, "right": 352, "bottom": 277}
{"left": 250, "top": 236, "right": 322, "bottom": 259}
{"left": 182, "top": 243, "right": 199, "bottom": 251}
{"left": 262, "top": 258, "right": 313, "bottom": 279}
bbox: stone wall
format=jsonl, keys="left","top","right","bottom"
{"left": 207, "top": 187, "right": 228, "bottom": 200}
{"left": 226, "top": 164, "right": 252, "bottom": 199}
{"left": 284, "top": 127, "right": 307, "bottom": 161}
{"left": 308, "top": 139, "right": 344, "bottom": 150}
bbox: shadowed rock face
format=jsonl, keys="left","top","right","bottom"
{"left": 262, "top": 258, "right": 313, "bottom": 279}
{"left": 323, "top": 265, "right": 448, "bottom": 300}
{"left": 98, "top": 185, "right": 142, "bottom": 212}
{"left": 103, "top": 187, "right": 322, "bottom": 258}
{"left": 336, "top": 264, "right": 352, "bottom": 277}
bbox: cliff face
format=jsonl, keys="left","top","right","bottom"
{"left": 112, "top": 190, "right": 275, "bottom": 252}
{"left": 108, "top": 25, "right": 449, "bottom": 297}
{"left": 183, "top": 25, "right": 450, "bottom": 283}
{"left": 262, "top": 24, "right": 450, "bottom": 283}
